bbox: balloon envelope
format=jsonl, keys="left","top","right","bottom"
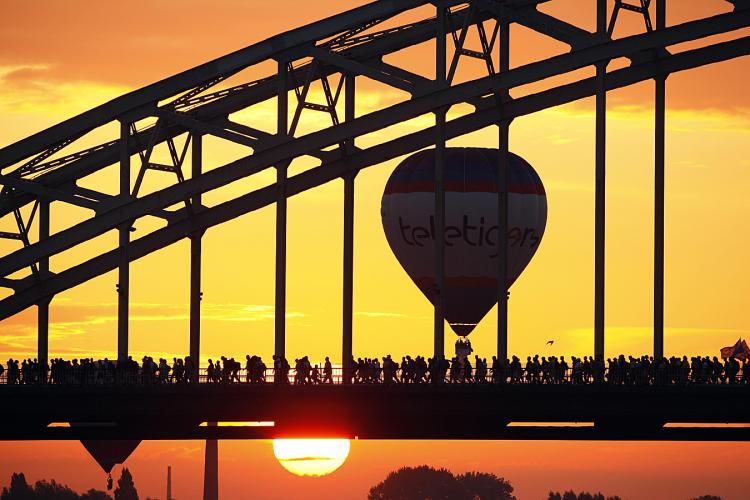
{"left": 80, "top": 440, "right": 140, "bottom": 474}
{"left": 381, "top": 147, "right": 547, "bottom": 336}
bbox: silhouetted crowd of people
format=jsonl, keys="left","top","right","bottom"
{"left": 0, "top": 356, "right": 201, "bottom": 385}
{"left": 3, "top": 354, "right": 750, "bottom": 386}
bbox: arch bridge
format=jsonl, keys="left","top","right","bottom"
{"left": 0, "top": 0, "right": 749, "bottom": 440}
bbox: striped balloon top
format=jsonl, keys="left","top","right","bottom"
{"left": 384, "top": 147, "right": 545, "bottom": 195}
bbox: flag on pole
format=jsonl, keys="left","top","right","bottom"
{"left": 720, "top": 338, "right": 750, "bottom": 360}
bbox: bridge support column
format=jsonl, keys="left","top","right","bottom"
{"left": 433, "top": 2, "right": 446, "bottom": 364}
{"left": 594, "top": 0, "right": 607, "bottom": 360}
{"left": 497, "top": 19, "right": 510, "bottom": 362}
{"left": 275, "top": 60, "right": 288, "bottom": 371}
{"left": 118, "top": 120, "right": 130, "bottom": 362}
{"left": 342, "top": 75, "right": 355, "bottom": 384}
{"left": 38, "top": 198, "right": 50, "bottom": 380}
{"left": 191, "top": 133, "right": 203, "bottom": 380}
{"left": 654, "top": 0, "right": 667, "bottom": 360}
{"left": 203, "top": 422, "right": 218, "bottom": 500}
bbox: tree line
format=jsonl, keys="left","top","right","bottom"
{"left": 1, "top": 469, "right": 152, "bottom": 500}
{"left": 367, "top": 465, "right": 723, "bottom": 500}
{"left": 1, "top": 467, "right": 724, "bottom": 499}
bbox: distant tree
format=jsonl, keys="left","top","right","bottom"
{"left": 80, "top": 490, "right": 113, "bottom": 500}
{"left": 690, "top": 496, "right": 721, "bottom": 500}
{"left": 548, "top": 491, "right": 621, "bottom": 500}
{"left": 32, "top": 479, "right": 79, "bottom": 500}
{"left": 456, "top": 471, "right": 516, "bottom": 500}
{"left": 1, "top": 473, "right": 112, "bottom": 500}
{"left": 1, "top": 473, "right": 34, "bottom": 500}
{"left": 113, "top": 469, "right": 138, "bottom": 500}
{"left": 368, "top": 466, "right": 518, "bottom": 500}
{"left": 368, "top": 465, "right": 471, "bottom": 500}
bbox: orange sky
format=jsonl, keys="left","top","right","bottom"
{"left": 1, "top": 1, "right": 750, "bottom": 499}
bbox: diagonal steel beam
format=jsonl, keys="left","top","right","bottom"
{"left": 1, "top": 35, "right": 747, "bottom": 319}
{"left": 63, "top": 185, "right": 176, "bottom": 222}
{"left": 156, "top": 110, "right": 257, "bottom": 149}
{"left": 221, "top": 119, "right": 338, "bottom": 162}
{"left": 371, "top": 60, "right": 488, "bottom": 109}
{"left": 514, "top": 7, "right": 599, "bottom": 49}
{"left": 309, "top": 46, "right": 415, "bottom": 93}
{"left": 0, "top": 175, "right": 100, "bottom": 211}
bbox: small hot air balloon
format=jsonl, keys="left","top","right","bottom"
{"left": 80, "top": 439, "right": 140, "bottom": 480}
{"left": 381, "top": 147, "right": 547, "bottom": 337}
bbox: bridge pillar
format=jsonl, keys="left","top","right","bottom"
{"left": 203, "top": 422, "right": 218, "bottom": 500}
{"left": 433, "top": 2, "right": 446, "bottom": 363}
{"left": 497, "top": 19, "right": 510, "bottom": 362}
{"left": 191, "top": 133, "right": 203, "bottom": 380}
{"left": 275, "top": 59, "right": 288, "bottom": 368}
{"left": 38, "top": 198, "right": 50, "bottom": 379}
{"left": 594, "top": 0, "right": 607, "bottom": 360}
{"left": 342, "top": 74, "right": 355, "bottom": 384}
{"left": 654, "top": 0, "right": 667, "bottom": 360}
{"left": 118, "top": 120, "right": 131, "bottom": 362}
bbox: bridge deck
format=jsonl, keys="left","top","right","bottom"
{"left": 2, "top": 383, "right": 749, "bottom": 441}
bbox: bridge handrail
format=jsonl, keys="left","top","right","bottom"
{"left": 2, "top": 361, "right": 746, "bottom": 387}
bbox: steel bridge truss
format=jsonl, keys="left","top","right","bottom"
{"left": 0, "top": 0, "right": 748, "bottom": 379}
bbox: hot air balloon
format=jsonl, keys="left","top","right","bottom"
{"left": 80, "top": 439, "right": 140, "bottom": 488}
{"left": 381, "top": 147, "right": 547, "bottom": 337}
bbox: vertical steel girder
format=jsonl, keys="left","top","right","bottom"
{"left": 275, "top": 60, "right": 288, "bottom": 365}
{"left": 342, "top": 75, "right": 355, "bottom": 384}
{"left": 117, "top": 121, "right": 130, "bottom": 362}
{"left": 190, "top": 134, "right": 203, "bottom": 379}
{"left": 607, "top": 0, "right": 669, "bottom": 359}
{"left": 37, "top": 198, "right": 50, "bottom": 372}
{"left": 595, "top": 0, "right": 608, "bottom": 359}
{"left": 654, "top": 0, "right": 667, "bottom": 359}
{"left": 497, "top": 19, "right": 510, "bottom": 362}
{"left": 434, "top": 3, "right": 447, "bottom": 362}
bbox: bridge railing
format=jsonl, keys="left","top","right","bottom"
{"left": 1, "top": 362, "right": 746, "bottom": 386}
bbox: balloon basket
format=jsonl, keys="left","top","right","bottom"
{"left": 455, "top": 338, "right": 473, "bottom": 360}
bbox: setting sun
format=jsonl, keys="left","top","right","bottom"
{"left": 272, "top": 439, "right": 351, "bottom": 477}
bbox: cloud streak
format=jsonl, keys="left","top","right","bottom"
{"left": 0, "top": 299, "right": 306, "bottom": 356}
{"left": 355, "top": 311, "right": 407, "bottom": 318}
